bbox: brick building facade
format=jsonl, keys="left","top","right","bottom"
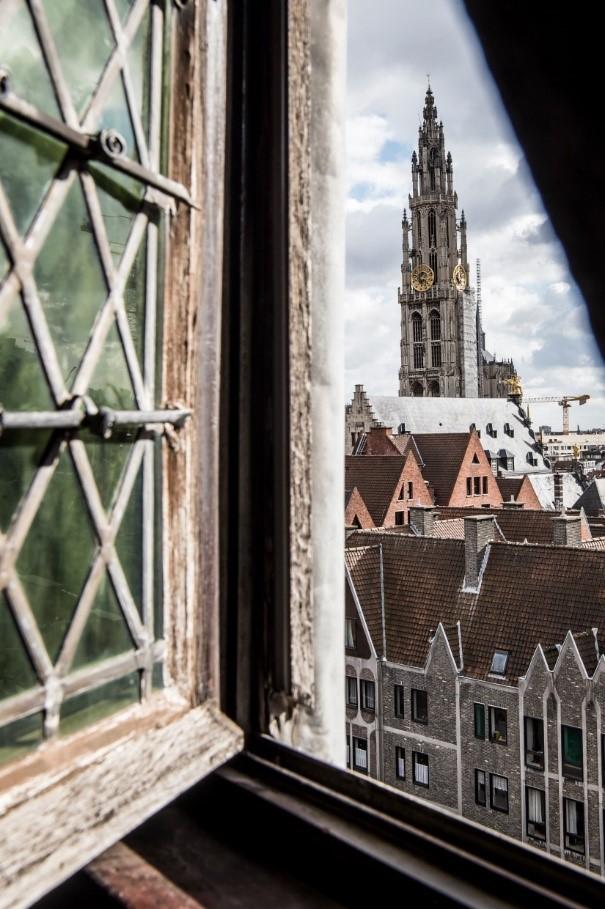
{"left": 345, "top": 520, "right": 605, "bottom": 874}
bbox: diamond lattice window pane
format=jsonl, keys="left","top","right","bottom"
{"left": 17, "top": 450, "right": 97, "bottom": 662}
{"left": 0, "top": 237, "right": 9, "bottom": 283}
{"left": 0, "top": 430, "right": 51, "bottom": 532}
{"left": 114, "top": 0, "right": 136, "bottom": 24}
{"left": 81, "top": 427, "right": 137, "bottom": 512}
{"left": 0, "top": 0, "right": 60, "bottom": 115}
{"left": 72, "top": 571, "right": 136, "bottom": 670}
{"left": 0, "top": 712, "right": 43, "bottom": 766}
{"left": 92, "top": 72, "right": 140, "bottom": 162}
{"left": 0, "top": 289, "right": 54, "bottom": 410}
{"left": 42, "top": 0, "right": 115, "bottom": 117}
{"left": 115, "top": 459, "right": 143, "bottom": 616}
{"left": 124, "top": 234, "right": 146, "bottom": 372}
{"left": 0, "top": 591, "right": 39, "bottom": 699}
{"left": 89, "top": 320, "right": 136, "bottom": 410}
{"left": 90, "top": 163, "right": 144, "bottom": 269}
{"left": 60, "top": 672, "right": 139, "bottom": 737}
{"left": 129, "top": 9, "right": 152, "bottom": 144}
{"left": 34, "top": 177, "right": 108, "bottom": 386}
{"left": 0, "top": 115, "right": 66, "bottom": 236}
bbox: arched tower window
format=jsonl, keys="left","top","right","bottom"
{"left": 416, "top": 211, "right": 422, "bottom": 245}
{"left": 412, "top": 311, "right": 423, "bottom": 342}
{"left": 412, "top": 311, "right": 424, "bottom": 370}
{"left": 428, "top": 380, "right": 440, "bottom": 397}
{"left": 412, "top": 381, "right": 424, "bottom": 397}
{"left": 428, "top": 209, "right": 437, "bottom": 246}
{"left": 429, "top": 250, "right": 438, "bottom": 281}
{"left": 430, "top": 309, "right": 441, "bottom": 368}
{"left": 429, "top": 147, "right": 437, "bottom": 191}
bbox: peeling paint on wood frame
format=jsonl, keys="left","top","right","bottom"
{"left": 0, "top": 2, "right": 243, "bottom": 904}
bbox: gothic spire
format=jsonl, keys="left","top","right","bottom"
{"left": 423, "top": 84, "right": 437, "bottom": 126}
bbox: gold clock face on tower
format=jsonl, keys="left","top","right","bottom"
{"left": 411, "top": 264, "right": 434, "bottom": 292}
{"left": 452, "top": 264, "right": 467, "bottom": 291}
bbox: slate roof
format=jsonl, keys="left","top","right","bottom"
{"left": 496, "top": 477, "right": 524, "bottom": 502}
{"left": 345, "top": 530, "right": 605, "bottom": 682}
{"left": 345, "top": 544, "right": 383, "bottom": 657}
{"left": 573, "top": 478, "right": 605, "bottom": 515}
{"left": 344, "top": 456, "right": 407, "bottom": 525}
{"left": 411, "top": 433, "right": 471, "bottom": 504}
{"left": 528, "top": 472, "right": 583, "bottom": 510}
{"left": 366, "top": 395, "right": 548, "bottom": 473}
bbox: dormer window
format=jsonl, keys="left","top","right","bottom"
{"left": 504, "top": 422, "right": 514, "bottom": 438}
{"left": 490, "top": 650, "right": 510, "bottom": 675}
{"left": 345, "top": 618, "right": 356, "bottom": 649}
{"left": 486, "top": 423, "right": 497, "bottom": 438}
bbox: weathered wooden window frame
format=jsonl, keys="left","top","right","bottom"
{"left": 0, "top": 4, "right": 243, "bottom": 906}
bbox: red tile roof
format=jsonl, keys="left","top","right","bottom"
{"left": 411, "top": 433, "right": 473, "bottom": 504}
{"left": 344, "top": 456, "right": 407, "bottom": 525}
{"left": 346, "top": 530, "right": 605, "bottom": 682}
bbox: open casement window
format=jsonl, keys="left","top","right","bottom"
{"left": 525, "top": 716, "right": 544, "bottom": 770}
{"left": 488, "top": 706, "right": 507, "bottom": 744}
{"left": 0, "top": 2, "right": 242, "bottom": 902}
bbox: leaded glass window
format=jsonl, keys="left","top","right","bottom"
{"left": 0, "top": 0, "right": 190, "bottom": 764}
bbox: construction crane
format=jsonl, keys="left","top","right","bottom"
{"left": 522, "top": 395, "right": 590, "bottom": 434}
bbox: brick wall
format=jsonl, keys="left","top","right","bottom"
{"left": 448, "top": 432, "right": 503, "bottom": 508}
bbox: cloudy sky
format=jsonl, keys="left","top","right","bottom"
{"left": 345, "top": 0, "right": 605, "bottom": 431}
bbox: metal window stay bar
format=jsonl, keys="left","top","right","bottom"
{"left": 0, "top": 76, "right": 195, "bottom": 209}
{"left": 0, "top": 401, "right": 192, "bottom": 438}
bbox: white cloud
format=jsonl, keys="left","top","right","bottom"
{"left": 345, "top": 0, "right": 605, "bottom": 429}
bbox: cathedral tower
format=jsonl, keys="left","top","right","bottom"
{"left": 398, "top": 86, "right": 479, "bottom": 397}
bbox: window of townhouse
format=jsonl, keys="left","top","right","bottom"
{"left": 474, "top": 702, "right": 486, "bottom": 739}
{"left": 562, "top": 725, "right": 583, "bottom": 780}
{"left": 526, "top": 787, "right": 546, "bottom": 841}
{"left": 0, "top": 3, "right": 243, "bottom": 901}
{"left": 488, "top": 706, "right": 507, "bottom": 744}
{"left": 346, "top": 675, "right": 358, "bottom": 708}
{"left": 360, "top": 678, "right": 376, "bottom": 712}
{"left": 411, "top": 687, "right": 428, "bottom": 723}
{"left": 564, "top": 798, "right": 585, "bottom": 854}
{"left": 475, "top": 769, "right": 486, "bottom": 806}
{"left": 413, "top": 751, "right": 429, "bottom": 787}
{"left": 525, "top": 716, "right": 544, "bottom": 770}
{"left": 490, "top": 773, "right": 509, "bottom": 813}
{"left": 396, "top": 746, "right": 406, "bottom": 779}
{"left": 353, "top": 736, "right": 368, "bottom": 773}
{"left": 394, "top": 683, "right": 405, "bottom": 718}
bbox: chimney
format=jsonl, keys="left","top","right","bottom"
{"left": 464, "top": 515, "right": 496, "bottom": 590}
{"left": 552, "top": 514, "right": 581, "bottom": 547}
{"left": 553, "top": 471, "right": 564, "bottom": 510}
{"left": 409, "top": 506, "right": 436, "bottom": 537}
